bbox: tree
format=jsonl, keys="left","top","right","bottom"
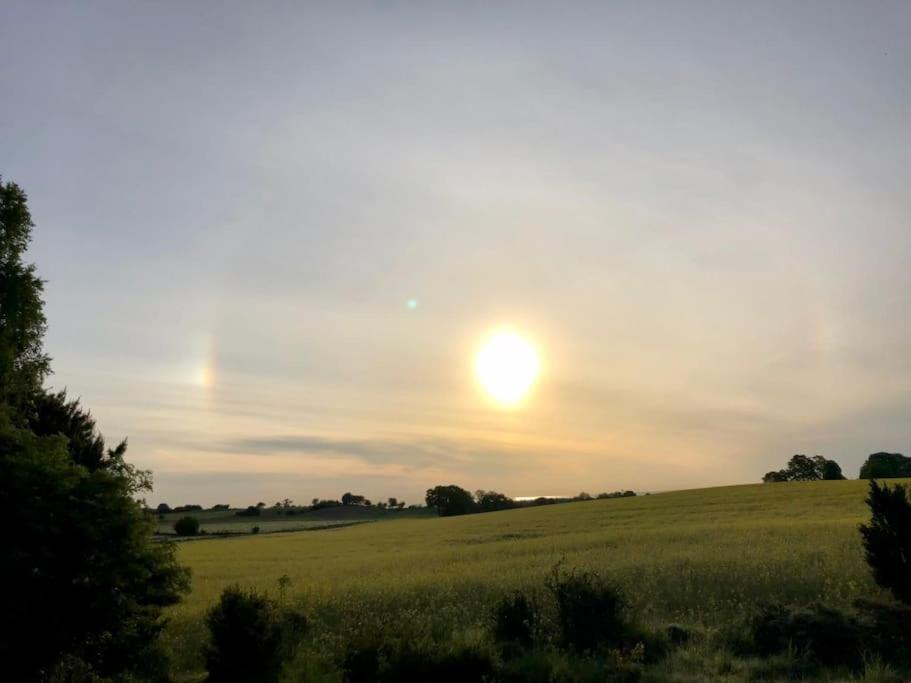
{"left": 820, "top": 459, "right": 845, "bottom": 480}
{"left": 762, "top": 454, "right": 846, "bottom": 482}
{"left": 174, "top": 516, "right": 201, "bottom": 536}
{"left": 341, "top": 491, "right": 366, "bottom": 506}
{"left": 859, "top": 480, "right": 911, "bottom": 604}
{"left": 157, "top": 502, "right": 172, "bottom": 513}
{"left": 0, "top": 180, "right": 189, "bottom": 680}
{"left": 475, "top": 490, "right": 514, "bottom": 512}
{"left": 388, "top": 497, "right": 398, "bottom": 508}
{"left": 859, "top": 452, "right": 911, "bottom": 479}
{"left": 0, "top": 179, "right": 50, "bottom": 411}
{"left": 763, "top": 470, "right": 789, "bottom": 483}
{"left": 425, "top": 484, "right": 475, "bottom": 517}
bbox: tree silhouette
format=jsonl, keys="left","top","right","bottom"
{"left": 859, "top": 480, "right": 911, "bottom": 604}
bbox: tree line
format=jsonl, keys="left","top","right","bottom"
{"left": 763, "top": 452, "right": 911, "bottom": 483}
{"left": 425, "top": 485, "right": 637, "bottom": 517}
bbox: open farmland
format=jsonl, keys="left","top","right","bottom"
{"left": 164, "top": 479, "right": 903, "bottom": 680}
{"left": 155, "top": 505, "right": 432, "bottom": 537}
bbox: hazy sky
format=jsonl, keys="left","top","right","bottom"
{"left": 3, "top": 2, "right": 911, "bottom": 506}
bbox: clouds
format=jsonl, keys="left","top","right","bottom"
{"left": 3, "top": 2, "right": 911, "bottom": 504}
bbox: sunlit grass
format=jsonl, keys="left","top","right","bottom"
{"left": 164, "top": 479, "right": 904, "bottom": 678}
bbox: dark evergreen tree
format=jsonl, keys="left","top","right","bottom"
{"left": 0, "top": 179, "right": 189, "bottom": 680}
{"left": 859, "top": 480, "right": 911, "bottom": 605}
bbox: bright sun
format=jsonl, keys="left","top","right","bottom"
{"left": 475, "top": 330, "right": 540, "bottom": 407}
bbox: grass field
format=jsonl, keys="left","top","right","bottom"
{"left": 164, "top": 479, "right": 906, "bottom": 680}
{"left": 155, "top": 505, "right": 431, "bottom": 537}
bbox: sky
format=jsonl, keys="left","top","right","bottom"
{"left": 2, "top": 2, "right": 911, "bottom": 506}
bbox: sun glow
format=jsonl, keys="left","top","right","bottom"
{"left": 475, "top": 330, "right": 540, "bottom": 407}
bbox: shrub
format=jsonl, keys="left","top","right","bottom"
{"left": 855, "top": 599, "right": 911, "bottom": 669}
{"left": 860, "top": 480, "right": 911, "bottom": 605}
{"left": 493, "top": 591, "right": 540, "bottom": 649}
{"left": 747, "top": 603, "right": 865, "bottom": 668}
{"left": 174, "top": 515, "right": 200, "bottom": 536}
{"left": 205, "top": 585, "right": 306, "bottom": 683}
{"left": 251, "top": 526, "right": 260, "bottom": 534}
{"left": 546, "top": 564, "right": 628, "bottom": 652}
{"left": 342, "top": 640, "right": 496, "bottom": 683}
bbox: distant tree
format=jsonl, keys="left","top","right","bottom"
{"left": 157, "top": 502, "right": 172, "bottom": 513}
{"left": 475, "top": 490, "right": 514, "bottom": 512}
{"left": 397, "top": 500, "right": 406, "bottom": 509}
{"left": 859, "top": 480, "right": 911, "bottom": 605}
{"left": 425, "top": 485, "right": 475, "bottom": 517}
{"left": 763, "top": 470, "right": 789, "bottom": 483}
{"left": 859, "top": 452, "right": 911, "bottom": 479}
{"left": 575, "top": 492, "right": 593, "bottom": 501}
{"left": 787, "top": 455, "right": 820, "bottom": 480}
{"left": 236, "top": 505, "right": 261, "bottom": 517}
{"left": 210, "top": 503, "right": 230, "bottom": 512}
{"left": 388, "top": 497, "right": 398, "bottom": 508}
{"left": 312, "top": 497, "right": 319, "bottom": 507}
{"left": 821, "top": 459, "right": 845, "bottom": 480}
{"left": 341, "top": 492, "right": 366, "bottom": 506}
{"left": 762, "top": 454, "right": 845, "bottom": 482}
{"left": 174, "top": 516, "right": 201, "bottom": 536}
{"left": 257, "top": 501, "right": 266, "bottom": 509}
{"left": 376, "top": 501, "right": 387, "bottom": 509}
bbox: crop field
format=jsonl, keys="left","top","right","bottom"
{"left": 164, "top": 479, "right": 905, "bottom": 680}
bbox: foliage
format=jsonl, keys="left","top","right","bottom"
{"left": 0, "top": 179, "right": 189, "bottom": 680}
{"left": 763, "top": 454, "right": 846, "bottom": 482}
{"left": 596, "top": 490, "right": 637, "bottom": 499}
{"left": 236, "top": 505, "right": 261, "bottom": 517}
{"left": 205, "top": 585, "right": 306, "bottom": 683}
{"left": 175, "top": 516, "right": 201, "bottom": 536}
{"left": 0, "top": 411, "right": 190, "bottom": 680}
{"left": 859, "top": 480, "right": 911, "bottom": 604}
{"left": 425, "top": 484, "right": 475, "bottom": 516}
{"left": 746, "top": 602, "right": 865, "bottom": 668}
{"left": 342, "top": 639, "right": 496, "bottom": 683}
{"left": 545, "top": 563, "right": 629, "bottom": 652}
{"left": 476, "top": 489, "right": 515, "bottom": 512}
{"left": 342, "top": 492, "right": 367, "bottom": 506}
{"left": 860, "top": 453, "right": 911, "bottom": 479}
{"left": 493, "top": 591, "right": 540, "bottom": 649}
{"left": 0, "top": 179, "right": 50, "bottom": 410}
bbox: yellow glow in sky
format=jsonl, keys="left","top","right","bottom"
{"left": 475, "top": 330, "right": 540, "bottom": 407}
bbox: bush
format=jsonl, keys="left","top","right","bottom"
{"left": 342, "top": 640, "right": 496, "bottom": 683}
{"left": 747, "top": 603, "right": 865, "bottom": 668}
{"left": 174, "top": 516, "right": 200, "bottom": 536}
{"left": 205, "top": 585, "right": 306, "bottom": 683}
{"left": 546, "top": 564, "right": 628, "bottom": 653}
{"left": 493, "top": 591, "right": 540, "bottom": 649}
{"left": 855, "top": 599, "right": 911, "bottom": 669}
{"left": 251, "top": 526, "right": 260, "bottom": 534}
{"left": 860, "top": 480, "right": 911, "bottom": 605}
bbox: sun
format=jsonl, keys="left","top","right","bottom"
{"left": 475, "top": 330, "right": 540, "bottom": 407}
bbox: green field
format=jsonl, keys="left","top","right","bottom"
{"left": 155, "top": 505, "right": 431, "bottom": 537}
{"left": 165, "top": 479, "right": 904, "bottom": 680}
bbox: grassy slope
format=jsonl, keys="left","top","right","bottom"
{"left": 165, "top": 479, "right": 904, "bottom": 676}
{"left": 156, "top": 505, "right": 432, "bottom": 535}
